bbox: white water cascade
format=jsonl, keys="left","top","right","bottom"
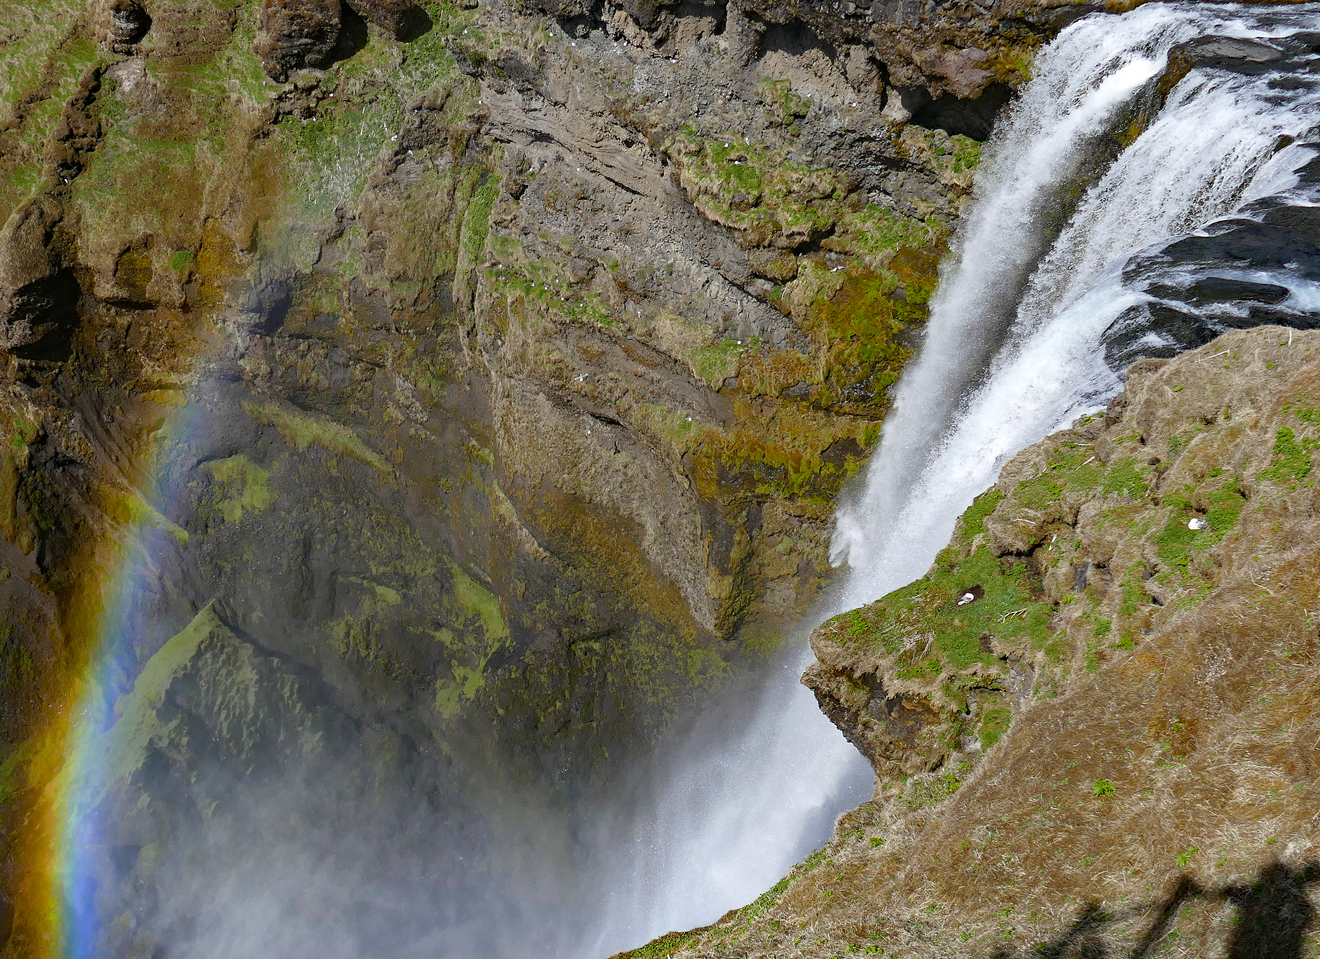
{"left": 588, "top": 3, "right": 1320, "bottom": 956}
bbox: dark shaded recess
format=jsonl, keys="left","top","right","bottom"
{"left": 326, "top": 2, "right": 369, "bottom": 68}
{"left": 821, "top": 436, "right": 863, "bottom": 468}
{"left": 758, "top": 18, "right": 835, "bottom": 60}
{"left": 392, "top": 4, "right": 433, "bottom": 42}
{"left": 108, "top": 0, "right": 151, "bottom": 48}
{"left": 988, "top": 862, "right": 1320, "bottom": 959}
{"left": 671, "top": 0, "right": 727, "bottom": 34}
{"left": 241, "top": 279, "right": 292, "bottom": 334}
{"left": 8, "top": 268, "right": 82, "bottom": 361}
{"left": 907, "top": 83, "right": 1012, "bottom": 141}
{"left": 529, "top": 0, "right": 601, "bottom": 32}
{"left": 1002, "top": 1, "right": 1105, "bottom": 33}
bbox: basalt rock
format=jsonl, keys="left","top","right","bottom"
{"left": 343, "top": 0, "right": 429, "bottom": 39}
{"left": 94, "top": 0, "right": 151, "bottom": 52}
{"left": 0, "top": 196, "right": 79, "bottom": 359}
{"left": 254, "top": 0, "right": 342, "bottom": 80}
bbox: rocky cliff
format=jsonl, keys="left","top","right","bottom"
{"left": 0, "top": 0, "right": 1067, "bottom": 953}
{"left": 629, "top": 325, "right": 1320, "bottom": 957}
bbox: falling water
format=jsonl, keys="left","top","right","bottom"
{"left": 594, "top": 3, "right": 1320, "bottom": 954}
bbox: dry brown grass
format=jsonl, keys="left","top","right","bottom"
{"left": 623, "top": 329, "right": 1320, "bottom": 959}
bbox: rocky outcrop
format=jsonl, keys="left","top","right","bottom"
{"left": 254, "top": 0, "right": 342, "bottom": 79}
{"left": 0, "top": 197, "right": 78, "bottom": 358}
{"left": 345, "top": 0, "right": 429, "bottom": 38}
{"left": 634, "top": 326, "right": 1320, "bottom": 957}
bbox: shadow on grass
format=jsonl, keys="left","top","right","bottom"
{"left": 990, "top": 861, "right": 1320, "bottom": 959}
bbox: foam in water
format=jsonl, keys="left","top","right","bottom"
{"left": 594, "top": 4, "right": 1320, "bottom": 955}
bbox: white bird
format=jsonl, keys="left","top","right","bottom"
{"left": 957, "top": 592, "right": 976, "bottom": 606}
{"left": 1188, "top": 518, "right": 1210, "bottom": 531}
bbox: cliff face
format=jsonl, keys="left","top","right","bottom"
{"left": 0, "top": 0, "right": 1063, "bottom": 952}
{"left": 636, "top": 326, "right": 1320, "bottom": 957}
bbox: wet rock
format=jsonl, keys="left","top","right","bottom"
{"left": 1173, "top": 35, "right": 1286, "bottom": 73}
{"left": 254, "top": 0, "right": 342, "bottom": 81}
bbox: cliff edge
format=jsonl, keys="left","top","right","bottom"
{"left": 629, "top": 327, "right": 1320, "bottom": 956}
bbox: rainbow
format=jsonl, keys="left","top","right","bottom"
{"left": 11, "top": 387, "right": 210, "bottom": 959}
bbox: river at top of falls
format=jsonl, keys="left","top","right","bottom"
{"left": 588, "top": 3, "right": 1320, "bottom": 956}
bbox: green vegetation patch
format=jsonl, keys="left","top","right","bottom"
{"left": 1154, "top": 479, "right": 1245, "bottom": 574}
{"left": 979, "top": 706, "right": 1012, "bottom": 749}
{"left": 244, "top": 399, "right": 392, "bottom": 475}
{"left": 202, "top": 455, "right": 275, "bottom": 524}
{"left": 1258, "top": 425, "right": 1318, "bottom": 485}
{"left": 839, "top": 543, "right": 1053, "bottom": 672}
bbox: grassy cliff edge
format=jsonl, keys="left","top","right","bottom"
{"left": 623, "top": 326, "right": 1320, "bottom": 958}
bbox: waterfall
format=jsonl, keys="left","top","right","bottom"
{"left": 593, "top": 3, "right": 1320, "bottom": 955}
{"left": 833, "top": 1, "right": 1320, "bottom": 610}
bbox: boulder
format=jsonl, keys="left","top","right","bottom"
{"left": 94, "top": 0, "right": 151, "bottom": 52}
{"left": 253, "top": 0, "right": 342, "bottom": 81}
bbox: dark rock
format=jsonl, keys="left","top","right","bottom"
{"left": 908, "top": 82, "right": 1012, "bottom": 141}
{"left": 0, "top": 197, "right": 81, "bottom": 360}
{"left": 97, "top": 0, "right": 151, "bottom": 52}
{"left": 1173, "top": 35, "right": 1286, "bottom": 71}
{"left": 254, "top": 0, "right": 342, "bottom": 81}
{"left": 343, "top": 0, "right": 431, "bottom": 40}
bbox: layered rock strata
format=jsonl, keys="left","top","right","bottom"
{"left": 0, "top": 0, "right": 1056, "bottom": 952}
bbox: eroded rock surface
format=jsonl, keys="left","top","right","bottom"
{"left": 645, "top": 326, "right": 1320, "bottom": 957}
{"left": 0, "top": 0, "right": 1054, "bottom": 951}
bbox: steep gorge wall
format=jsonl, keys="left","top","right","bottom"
{"left": 639, "top": 326, "right": 1320, "bottom": 958}
{"left": 0, "top": 0, "right": 1068, "bottom": 952}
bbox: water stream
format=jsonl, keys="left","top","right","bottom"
{"left": 595, "top": 3, "right": 1320, "bottom": 954}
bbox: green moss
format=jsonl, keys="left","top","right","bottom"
{"left": 959, "top": 489, "right": 1005, "bottom": 543}
{"left": 690, "top": 339, "right": 744, "bottom": 388}
{"left": 906, "top": 771, "right": 963, "bottom": 810}
{"left": 434, "top": 561, "right": 511, "bottom": 719}
{"left": 979, "top": 706, "right": 1012, "bottom": 749}
{"left": 616, "top": 929, "right": 705, "bottom": 959}
{"left": 1101, "top": 457, "right": 1147, "bottom": 498}
{"left": 844, "top": 205, "right": 941, "bottom": 256}
{"left": 1259, "top": 426, "right": 1317, "bottom": 484}
{"left": 841, "top": 544, "right": 1052, "bottom": 673}
{"left": 1154, "top": 479, "right": 1244, "bottom": 574}
{"left": 202, "top": 455, "right": 275, "bottom": 524}
{"left": 447, "top": 559, "right": 508, "bottom": 641}
{"left": 758, "top": 77, "right": 811, "bottom": 131}
{"left": 458, "top": 174, "right": 498, "bottom": 267}
{"left": 244, "top": 399, "right": 392, "bottom": 475}
{"left": 69, "top": 605, "right": 224, "bottom": 812}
